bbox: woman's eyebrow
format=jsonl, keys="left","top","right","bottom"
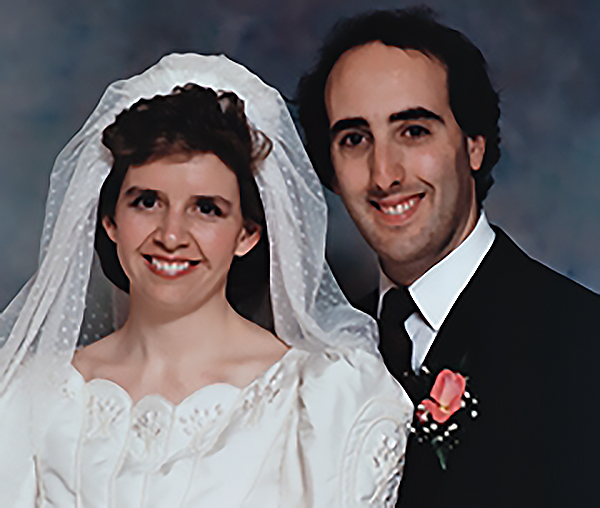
{"left": 193, "top": 195, "right": 233, "bottom": 206}
{"left": 123, "top": 186, "right": 158, "bottom": 196}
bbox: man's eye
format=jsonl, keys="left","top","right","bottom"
{"left": 339, "top": 132, "right": 365, "bottom": 147}
{"left": 196, "top": 199, "right": 222, "bottom": 217}
{"left": 404, "top": 125, "right": 430, "bottom": 138}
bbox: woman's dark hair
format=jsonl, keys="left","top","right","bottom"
{"left": 296, "top": 7, "right": 501, "bottom": 204}
{"left": 95, "top": 83, "right": 273, "bottom": 329}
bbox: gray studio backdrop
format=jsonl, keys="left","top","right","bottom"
{"left": 1, "top": 0, "right": 599, "bottom": 308}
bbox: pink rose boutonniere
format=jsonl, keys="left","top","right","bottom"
{"left": 420, "top": 369, "right": 466, "bottom": 423}
{"left": 410, "top": 368, "right": 479, "bottom": 470}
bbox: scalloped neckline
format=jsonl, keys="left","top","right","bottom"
{"left": 67, "top": 347, "right": 300, "bottom": 410}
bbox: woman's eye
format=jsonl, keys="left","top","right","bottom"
{"left": 141, "top": 196, "right": 156, "bottom": 208}
{"left": 196, "top": 200, "right": 222, "bottom": 217}
{"left": 404, "top": 125, "right": 430, "bottom": 138}
{"left": 132, "top": 192, "right": 158, "bottom": 209}
{"left": 339, "top": 132, "right": 365, "bottom": 147}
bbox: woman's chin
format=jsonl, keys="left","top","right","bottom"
{"left": 129, "top": 283, "right": 223, "bottom": 318}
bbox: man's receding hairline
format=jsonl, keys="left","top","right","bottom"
{"left": 327, "top": 39, "right": 448, "bottom": 77}
{"left": 324, "top": 41, "right": 451, "bottom": 131}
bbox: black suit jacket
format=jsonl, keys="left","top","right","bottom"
{"left": 357, "top": 227, "right": 600, "bottom": 508}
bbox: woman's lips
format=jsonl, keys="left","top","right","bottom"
{"left": 142, "top": 255, "right": 201, "bottom": 278}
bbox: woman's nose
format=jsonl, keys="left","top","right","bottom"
{"left": 154, "top": 210, "right": 190, "bottom": 251}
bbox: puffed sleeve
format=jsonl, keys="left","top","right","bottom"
{"left": 298, "top": 348, "right": 413, "bottom": 507}
{"left": 0, "top": 374, "right": 37, "bottom": 507}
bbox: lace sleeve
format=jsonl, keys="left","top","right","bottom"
{"left": 340, "top": 398, "right": 410, "bottom": 507}
{"left": 299, "top": 348, "right": 412, "bottom": 507}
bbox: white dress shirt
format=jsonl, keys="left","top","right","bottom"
{"left": 377, "top": 212, "right": 496, "bottom": 372}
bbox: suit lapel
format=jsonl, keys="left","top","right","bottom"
{"left": 420, "top": 229, "right": 520, "bottom": 376}
{"left": 355, "top": 229, "right": 523, "bottom": 401}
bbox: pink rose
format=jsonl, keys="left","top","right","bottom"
{"left": 421, "top": 369, "right": 466, "bottom": 423}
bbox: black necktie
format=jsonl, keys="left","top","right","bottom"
{"left": 378, "top": 287, "right": 416, "bottom": 381}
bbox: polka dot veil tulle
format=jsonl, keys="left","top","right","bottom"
{"left": 0, "top": 54, "right": 379, "bottom": 396}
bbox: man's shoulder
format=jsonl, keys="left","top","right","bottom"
{"left": 453, "top": 224, "right": 600, "bottom": 348}
{"left": 485, "top": 225, "right": 598, "bottom": 303}
{"left": 434, "top": 224, "right": 598, "bottom": 355}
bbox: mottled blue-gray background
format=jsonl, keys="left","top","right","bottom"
{"left": 1, "top": 0, "right": 599, "bottom": 307}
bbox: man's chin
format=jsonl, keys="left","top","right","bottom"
{"left": 371, "top": 227, "right": 438, "bottom": 265}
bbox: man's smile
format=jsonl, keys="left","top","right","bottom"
{"left": 369, "top": 193, "right": 424, "bottom": 224}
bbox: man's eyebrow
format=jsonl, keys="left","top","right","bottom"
{"left": 390, "top": 107, "right": 444, "bottom": 124}
{"left": 329, "top": 117, "right": 369, "bottom": 136}
{"left": 329, "top": 108, "right": 444, "bottom": 136}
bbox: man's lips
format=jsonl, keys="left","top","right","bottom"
{"left": 142, "top": 254, "right": 201, "bottom": 277}
{"left": 369, "top": 193, "right": 424, "bottom": 218}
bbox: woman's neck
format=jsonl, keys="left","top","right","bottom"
{"left": 73, "top": 286, "right": 285, "bottom": 404}
{"left": 119, "top": 289, "right": 241, "bottom": 365}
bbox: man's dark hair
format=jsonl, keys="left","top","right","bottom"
{"left": 296, "top": 7, "right": 500, "bottom": 203}
{"left": 96, "top": 83, "right": 273, "bottom": 328}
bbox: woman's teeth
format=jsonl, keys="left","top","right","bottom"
{"left": 151, "top": 258, "right": 190, "bottom": 275}
{"left": 382, "top": 197, "right": 418, "bottom": 215}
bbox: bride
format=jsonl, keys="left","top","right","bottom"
{"left": 0, "top": 54, "right": 412, "bottom": 507}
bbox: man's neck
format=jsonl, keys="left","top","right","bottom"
{"left": 377, "top": 212, "right": 495, "bottom": 327}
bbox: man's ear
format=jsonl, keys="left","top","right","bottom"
{"left": 102, "top": 216, "right": 118, "bottom": 243}
{"left": 467, "top": 135, "right": 486, "bottom": 171}
{"left": 234, "top": 221, "right": 261, "bottom": 257}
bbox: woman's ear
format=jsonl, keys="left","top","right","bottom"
{"left": 102, "top": 216, "right": 118, "bottom": 243}
{"left": 234, "top": 221, "right": 261, "bottom": 257}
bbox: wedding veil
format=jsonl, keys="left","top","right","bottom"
{"left": 0, "top": 53, "right": 379, "bottom": 393}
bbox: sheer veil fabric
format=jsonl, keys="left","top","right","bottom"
{"left": 0, "top": 54, "right": 380, "bottom": 397}
{"left": 0, "top": 54, "right": 390, "bottom": 432}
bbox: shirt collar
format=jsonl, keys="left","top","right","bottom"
{"left": 378, "top": 212, "right": 495, "bottom": 330}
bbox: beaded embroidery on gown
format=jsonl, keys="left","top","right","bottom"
{"left": 0, "top": 53, "right": 413, "bottom": 507}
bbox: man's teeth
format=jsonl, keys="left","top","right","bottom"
{"left": 151, "top": 258, "right": 190, "bottom": 275}
{"left": 381, "top": 198, "right": 418, "bottom": 215}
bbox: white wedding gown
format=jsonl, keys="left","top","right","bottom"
{"left": 0, "top": 346, "right": 411, "bottom": 508}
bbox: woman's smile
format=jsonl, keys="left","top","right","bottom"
{"left": 142, "top": 254, "right": 202, "bottom": 278}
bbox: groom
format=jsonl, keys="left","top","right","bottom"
{"left": 297, "top": 8, "right": 600, "bottom": 508}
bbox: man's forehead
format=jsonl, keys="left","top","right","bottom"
{"left": 328, "top": 42, "right": 445, "bottom": 82}
{"left": 324, "top": 42, "right": 450, "bottom": 124}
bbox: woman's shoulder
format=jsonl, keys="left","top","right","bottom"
{"left": 297, "top": 347, "right": 412, "bottom": 413}
{"left": 71, "top": 330, "right": 123, "bottom": 381}
{"left": 292, "top": 347, "right": 413, "bottom": 507}
{"left": 294, "top": 346, "right": 413, "bottom": 445}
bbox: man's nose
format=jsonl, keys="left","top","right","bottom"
{"left": 154, "top": 210, "right": 190, "bottom": 251}
{"left": 369, "top": 140, "right": 405, "bottom": 190}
